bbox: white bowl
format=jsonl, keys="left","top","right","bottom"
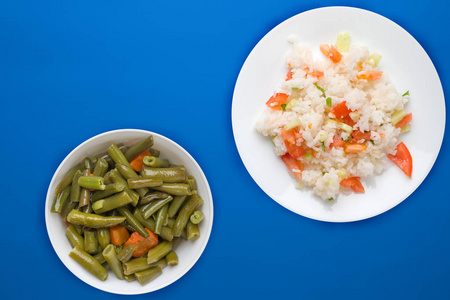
{"left": 45, "top": 129, "right": 214, "bottom": 294}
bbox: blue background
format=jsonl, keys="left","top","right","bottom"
{"left": 1, "top": 0, "right": 449, "bottom": 299}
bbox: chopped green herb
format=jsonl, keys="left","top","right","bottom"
{"left": 402, "top": 90, "right": 410, "bottom": 96}
{"left": 314, "top": 82, "right": 325, "bottom": 94}
{"left": 321, "top": 141, "right": 325, "bottom": 151}
{"left": 326, "top": 97, "right": 332, "bottom": 107}
{"left": 344, "top": 137, "right": 351, "bottom": 142}
{"left": 328, "top": 197, "right": 334, "bottom": 201}
{"left": 281, "top": 104, "right": 286, "bottom": 111}
{"left": 370, "top": 140, "right": 375, "bottom": 145}
{"left": 322, "top": 171, "right": 326, "bottom": 175}
{"left": 380, "top": 123, "right": 384, "bottom": 126}
{"left": 292, "top": 87, "right": 299, "bottom": 91}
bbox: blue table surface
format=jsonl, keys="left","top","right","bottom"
{"left": 1, "top": 0, "right": 449, "bottom": 299}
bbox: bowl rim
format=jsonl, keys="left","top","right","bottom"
{"left": 45, "top": 128, "right": 214, "bottom": 294}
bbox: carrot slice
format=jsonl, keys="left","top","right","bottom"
{"left": 110, "top": 225, "right": 130, "bottom": 246}
{"left": 129, "top": 149, "right": 152, "bottom": 172}
{"left": 340, "top": 177, "right": 365, "bottom": 193}
{"left": 395, "top": 113, "right": 412, "bottom": 128}
{"left": 357, "top": 71, "right": 383, "bottom": 81}
{"left": 266, "top": 93, "right": 289, "bottom": 111}
{"left": 345, "top": 143, "right": 367, "bottom": 153}
{"left": 387, "top": 142, "right": 412, "bottom": 177}
{"left": 124, "top": 228, "right": 159, "bottom": 257}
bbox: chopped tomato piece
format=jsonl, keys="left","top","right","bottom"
{"left": 281, "top": 128, "right": 306, "bottom": 158}
{"left": 266, "top": 93, "right": 289, "bottom": 111}
{"left": 286, "top": 71, "right": 293, "bottom": 81}
{"left": 352, "top": 130, "right": 371, "bottom": 141}
{"left": 320, "top": 44, "right": 342, "bottom": 63}
{"left": 340, "top": 177, "right": 365, "bottom": 193}
{"left": 330, "top": 138, "right": 346, "bottom": 148}
{"left": 395, "top": 113, "right": 412, "bottom": 128}
{"left": 387, "top": 142, "right": 412, "bottom": 177}
{"left": 345, "top": 143, "right": 367, "bottom": 153}
{"left": 281, "top": 153, "right": 303, "bottom": 181}
{"left": 331, "top": 101, "right": 351, "bottom": 119}
{"left": 357, "top": 71, "right": 383, "bottom": 81}
{"left": 309, "top": 70, "right": 324, "bottom": 77}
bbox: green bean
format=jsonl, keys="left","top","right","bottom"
{"left": 140, "top": 191, "right": 170, "bottom": 205}
{"left": 140, "top": 196, "right": 173, "bottom": 219}
{"left": 154, "top": 204, "right": 168, "bottom": 235}
{"left": 107, "top": 143, "right": 133, "bottom": 168}
{"left": 115, "top": 164, "right": 148, "bottom": 198}
{"left": 60, "top": 200, "right": 78, "bottom": 221}
{"left": 186, "top": 175, "right": 197, "bottom": 190}
{"left": 84, "top": 229, "right": 98, "bottom": 254}
{"left": 92, "top": 158, "right": 108, "bottom": 177}
{"left": 54, "top": 163, "right": 83, "bottom": 196}
{"left": 127, "top": 178, "right": 163, "bottom": 189}
{"left": 102, "top": 244, "right": 124, "bottom": 280}
{"left": 51, "top": 185, "right": 71, "bottom": 213}
{"left": 94, "top": 143, "right": 128, "bottom": 168}
{"left": 66, "top": 225, "right": 84, "bottom": 250}
{"left": 147, "top": 241, "right": 172, "bottom": 264}
{"left": 116, "top": 206, "right": 149, "bottom": 238}
{"left": 151, "top": 183, "right": 192, "bottom": 196}
{"left": 82, "top": 157, "right": 93, "bottom": 172}
{"left": 73, "top": 224, "right": 84, "bottom": 235}
{"left": 133, "top": 210, "right": 173, "bottom": 241}
{"left": 117, "top": 244, "right": 135, "bottom": 263}
{"left": 93, "top": 252, "right": 106, "bottom": 265}
{"left": 69, "top": 246, "right": 108, "bottom": 281}
{"left": 115, "top": 245, "right": 123, "bottom": 254}
{"left": 166, "top": 218, "right": 175, "bottom": 228}
{"left": 172, "top": 194, "right": 204, "bottom": 237}
{"left": 81, "top": 200, "right": 93, "bottom": 213}
{"left": 142, "top": 156, "right": 169, "bottom": 168}
{"left": 190, "top": 210, "right": 204, "bottom": 224}
{"left": 92, "top": 191, "right": 133, "bottom": 214}
{"left": 186, "top": 221, "right": 200, "bottom": 241}
{"left": 103, "top": 170, "right": 113, "bottom": 185}
{"left": 108, "top": 169, "right": 139, "bottom": 206}
{"left": 123, "top": 257, "right": 150, "bottom": 275}
{"left": 95, "top": 244, "right": 103, "bottom": 255}
{"left": 91, "top": 183, "right": 125, "bottom": 202}
{"left": 167, "top": 195, "right": 187, "bottom": 218}
{"left": 67, "top": 209, "right": 126, "bottom": 228}
{"left": 97, "top": 228, "right": 110, "bottom": 249}
{"left": 124, "top": 136, "right": 154, "bottom": 162}
{"left": 122, "top": 220, "right": 137, "bottom": 233}
{"left": 148, "top": 148, "right": 160, "bottom": 157}
{"left": 124, "top": 274, "right": 135, "bottom": 282}
{"left": 141, "top": 166, "right": 186, "bottom": 183}
{"left": 78, "top": 176, "right": 106, "bottom": 191}
{"left": 70, "top": 170, "right": 82, "bottom": 203}
{"left": 79, "top": 169, "right": 91, "bottom": 208}
{"left": 135, "top": 266, "right": 162, "bottom": 286}
{"left": 165, "top": 251, "right": 178, "bottom": 266}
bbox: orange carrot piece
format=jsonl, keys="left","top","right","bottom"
{"left": 129, "top": 150, "right": 152, "bottom": 172}
{"left": 110, "top": 225, "right": 130, "bottom": 246}
{"left": 357, "top": 71, "right": 383, "bottom": 81}
{"left": 345, "top": 143, "right": 367, "bottom": 153}
{"left": 124, "top": 228, "right": 159, "bottom": 257}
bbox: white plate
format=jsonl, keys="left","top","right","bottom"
{"left": 232, "top": 7, "right": 445, "bottom": 222}
{"left": 45, "top": 129, "right": 213, "bottom": 294}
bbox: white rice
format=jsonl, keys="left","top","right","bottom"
{"left": 255, "top": 36, "right": 408, "bottom": 200}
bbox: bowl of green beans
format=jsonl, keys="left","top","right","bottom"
{"left": 45, "top": 129, "right": 213, "bottom": 294}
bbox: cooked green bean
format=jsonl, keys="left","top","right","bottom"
{"left": 66, "top": 225, "right": 84, "bottom": 250}
{"left": 81, "top": 200, "right": 93, "bottom": 213}
{"left": 172, "top": 194, "right": 204, "bottom": 237}
{"left": 82, "top": 157, "right": 93, "bottom": 172}
{"left": 140, "top": 191, "right": 170, "bottom": 205}
{"left": 187, "top": 221, "right": 200, "bottom": 241}
{"left": 67, "top": 209, "right": 126, "bottom": 228}
{"left": 148, "top": 148, "right": 160, "bottom": 157}
{"left": 93, "top": 252, "right": 106, "bottom": 265}
{"left": 108, "top": 169, "right": 139, "bottom": 206}
{"left": 186, "top": 175, "right": 197, "bottom": 190}
{"left": 123, "top": 257, "right": 150, "bottom": 275}
{"left": 142, "top": 156, "right": 169, "bottom": 168}
{"left": 51, "top": 185, "right": 71, "bottom": 213}
{"left": 190, "top": 210, "right": 204, "bottom": 224}
{"left": 84, "top": 229, "right": 98, "bottom": 254}
{"left": 102, "top": 244, "right": 124, "bottom": 280}
{"left": 124, "top": 136, "right": 154, "bottom": 162}
{"left": 70, "top": 170, "right": 82, "bottom": 203}
{"left": 117, "top": 244, "right": 135, "bottom": 263}
{"left": 141, "top": 166, "right": 186, "bottom": 183}
{"left": 103, "top": 170, "right": 113, "bottom": 185}
{"left": 133, "top": 210, "right": 173, "bottom": 241}
{"left": 147, "top": 241, "right": 172, "bottom": 264}
{"left": 107, "top": 143, "right": 132, "bottom": 167}
{"left": 140, "top": 195, "right": 173, "bottom": 219}
{"left": 116, "top": 206, "right": 149, "bottom": 238}
{"left": 97, "top": 228, "right": 110, "bottom": 249}
{"left": 165, "top": 251, "right": 178, "bottom": 266}
{"left": 92, "top": 191, "right": 133, "bottom": 214}
{"left": 60, "top": 200, "right": 78, "bottom": 221}
{"left": 79, "top": 169, "right": 91, "bottom": 208}
{"left": 154, "top": 204, "right": 168, "bottom": 235}
{"left": 70, "top": 246, "right": 108, "bottom": 281}
{"left": 127, "top": 178, "right": 163, "bottom": 189}
{"left": 91, "top": 183, "right": 125, "bottom": 202}
{"left": 115, "top": 245, "right": 123, "bottom": 254}
{"left": 166, "top": 218, "right": 175, "bottom": 228}
{"left": 167, "top": 195, "right": 187, "bottom": 218}
{"left": 135, "top": 266, "right": 162, "bottom": 286}
{"left": 78, "top": 176, "right": 106, "bottom": 191}
{"left": 124, "top": 274, "right": 135, "bottom": 282}
{"left": 54, "top": 163, "right": 83, "bottom": 196}
{"left": 92, "top": 158, "right": 108, "bottom": 177}
{"left": 115, "top": 164, "right": 148, "bottom": 198}
{"left": 151, "top": 183, "right": 192, "bottom": 196}
{"left": 122, "top": 220, "right": 137, "bottom": 233}
{"left": 94, "top": 143, "right": 128, "bottom": 168}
